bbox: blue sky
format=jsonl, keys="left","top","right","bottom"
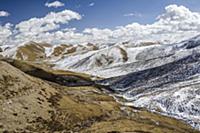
{"left": 0, "top": 0, "right": 200, "bottom": 30}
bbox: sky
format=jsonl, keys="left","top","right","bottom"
{"left": 1, "top": 0, "right": 200, "bottom": 30}
{"left": 1, "top": 0, "right": 200, "bottom": 46}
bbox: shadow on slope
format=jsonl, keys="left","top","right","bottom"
{"left": 4, "top": 59, "right": 94, "bottom": 87}
{"left": 100, "top": 51, "right": 200, "bottom": 93}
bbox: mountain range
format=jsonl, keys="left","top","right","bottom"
{"left": 1, "top": 34, "right": 200, "bottom": 131}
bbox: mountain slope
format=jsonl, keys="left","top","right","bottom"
{"left": 2, "top": 36, "right": 200, "bottom": 78}
{"left": 0, "top": 40, "right": 161, "bottom": 78}
{"left": 54, "top": 45, "right": 129, "bottom": 72}
{"left": 0, "top": 59, "right": 198, "bottom": 132}
{"left": 53, "top": 35, "right": 200, "bottom": 78}
{"left": 98, "top": 35, "right": 200, "bottom": 130}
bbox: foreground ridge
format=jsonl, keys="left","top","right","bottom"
{"left": 0, "top": 59, "right": 198, "bottom": 132}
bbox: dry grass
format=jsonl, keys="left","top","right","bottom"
{"left": 0, "top": 60, "right": 198, "bottom": 133}
{"left": 6, "top": 59, "right": 93, "bottom": 81}
{"left": 15, "top": 42, "right": 47, "bottom": 61}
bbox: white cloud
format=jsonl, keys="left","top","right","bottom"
{"left": 0, "top": 23, "right": 13, "bottom": 45}
{"left": 45, "top": 1, "right": 65, "bottom": 8}
{"left": 83, "top": 28, "right": 113, "bottom": 43}
{"left": 0, "top": 11, "right": 10, "bottom": 17}
{"left": 2, "top": 4, "right": 200, "bottom": 47}
{"left": 107, "top": 4, "right": 200, "bottom": 44}
{"left": 15, "top": 9, "right": 81, "bottom": 36}
{"left": 124, "top": 12, "right": 142, "bottom": 17}
{"left": 81, "top": 4, "right": 200, "bottom": 44}
{"left": 89, "top": 2, "right": 95, "bottom": 7}
{"left": 9, "top": 9, "right": 81, "bottom": 45}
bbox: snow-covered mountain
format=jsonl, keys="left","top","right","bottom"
{"left": 0, "top": 41, "right": 99, "bottom": 62}
{"left": 0, "top": 39, "right": 161, "bottom": 78}
{"left": 98, "top": 35, "right": 200, "bottom": 130}
{"left": 1, "top": 35, "right": 200, "bottom": 79}
{"left": 51, "top": 41, "right": 163, "bottom": 77}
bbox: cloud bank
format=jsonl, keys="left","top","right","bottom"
{"left": 1, "top": 4, "right": 200, "bottom": 47}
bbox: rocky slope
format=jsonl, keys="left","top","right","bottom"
{"left": 0, "top": 58, "right": 198, "bottom": 132}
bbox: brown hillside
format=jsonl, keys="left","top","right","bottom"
{"left": 0, "top": 59, "right": 198, "bottom": 133}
